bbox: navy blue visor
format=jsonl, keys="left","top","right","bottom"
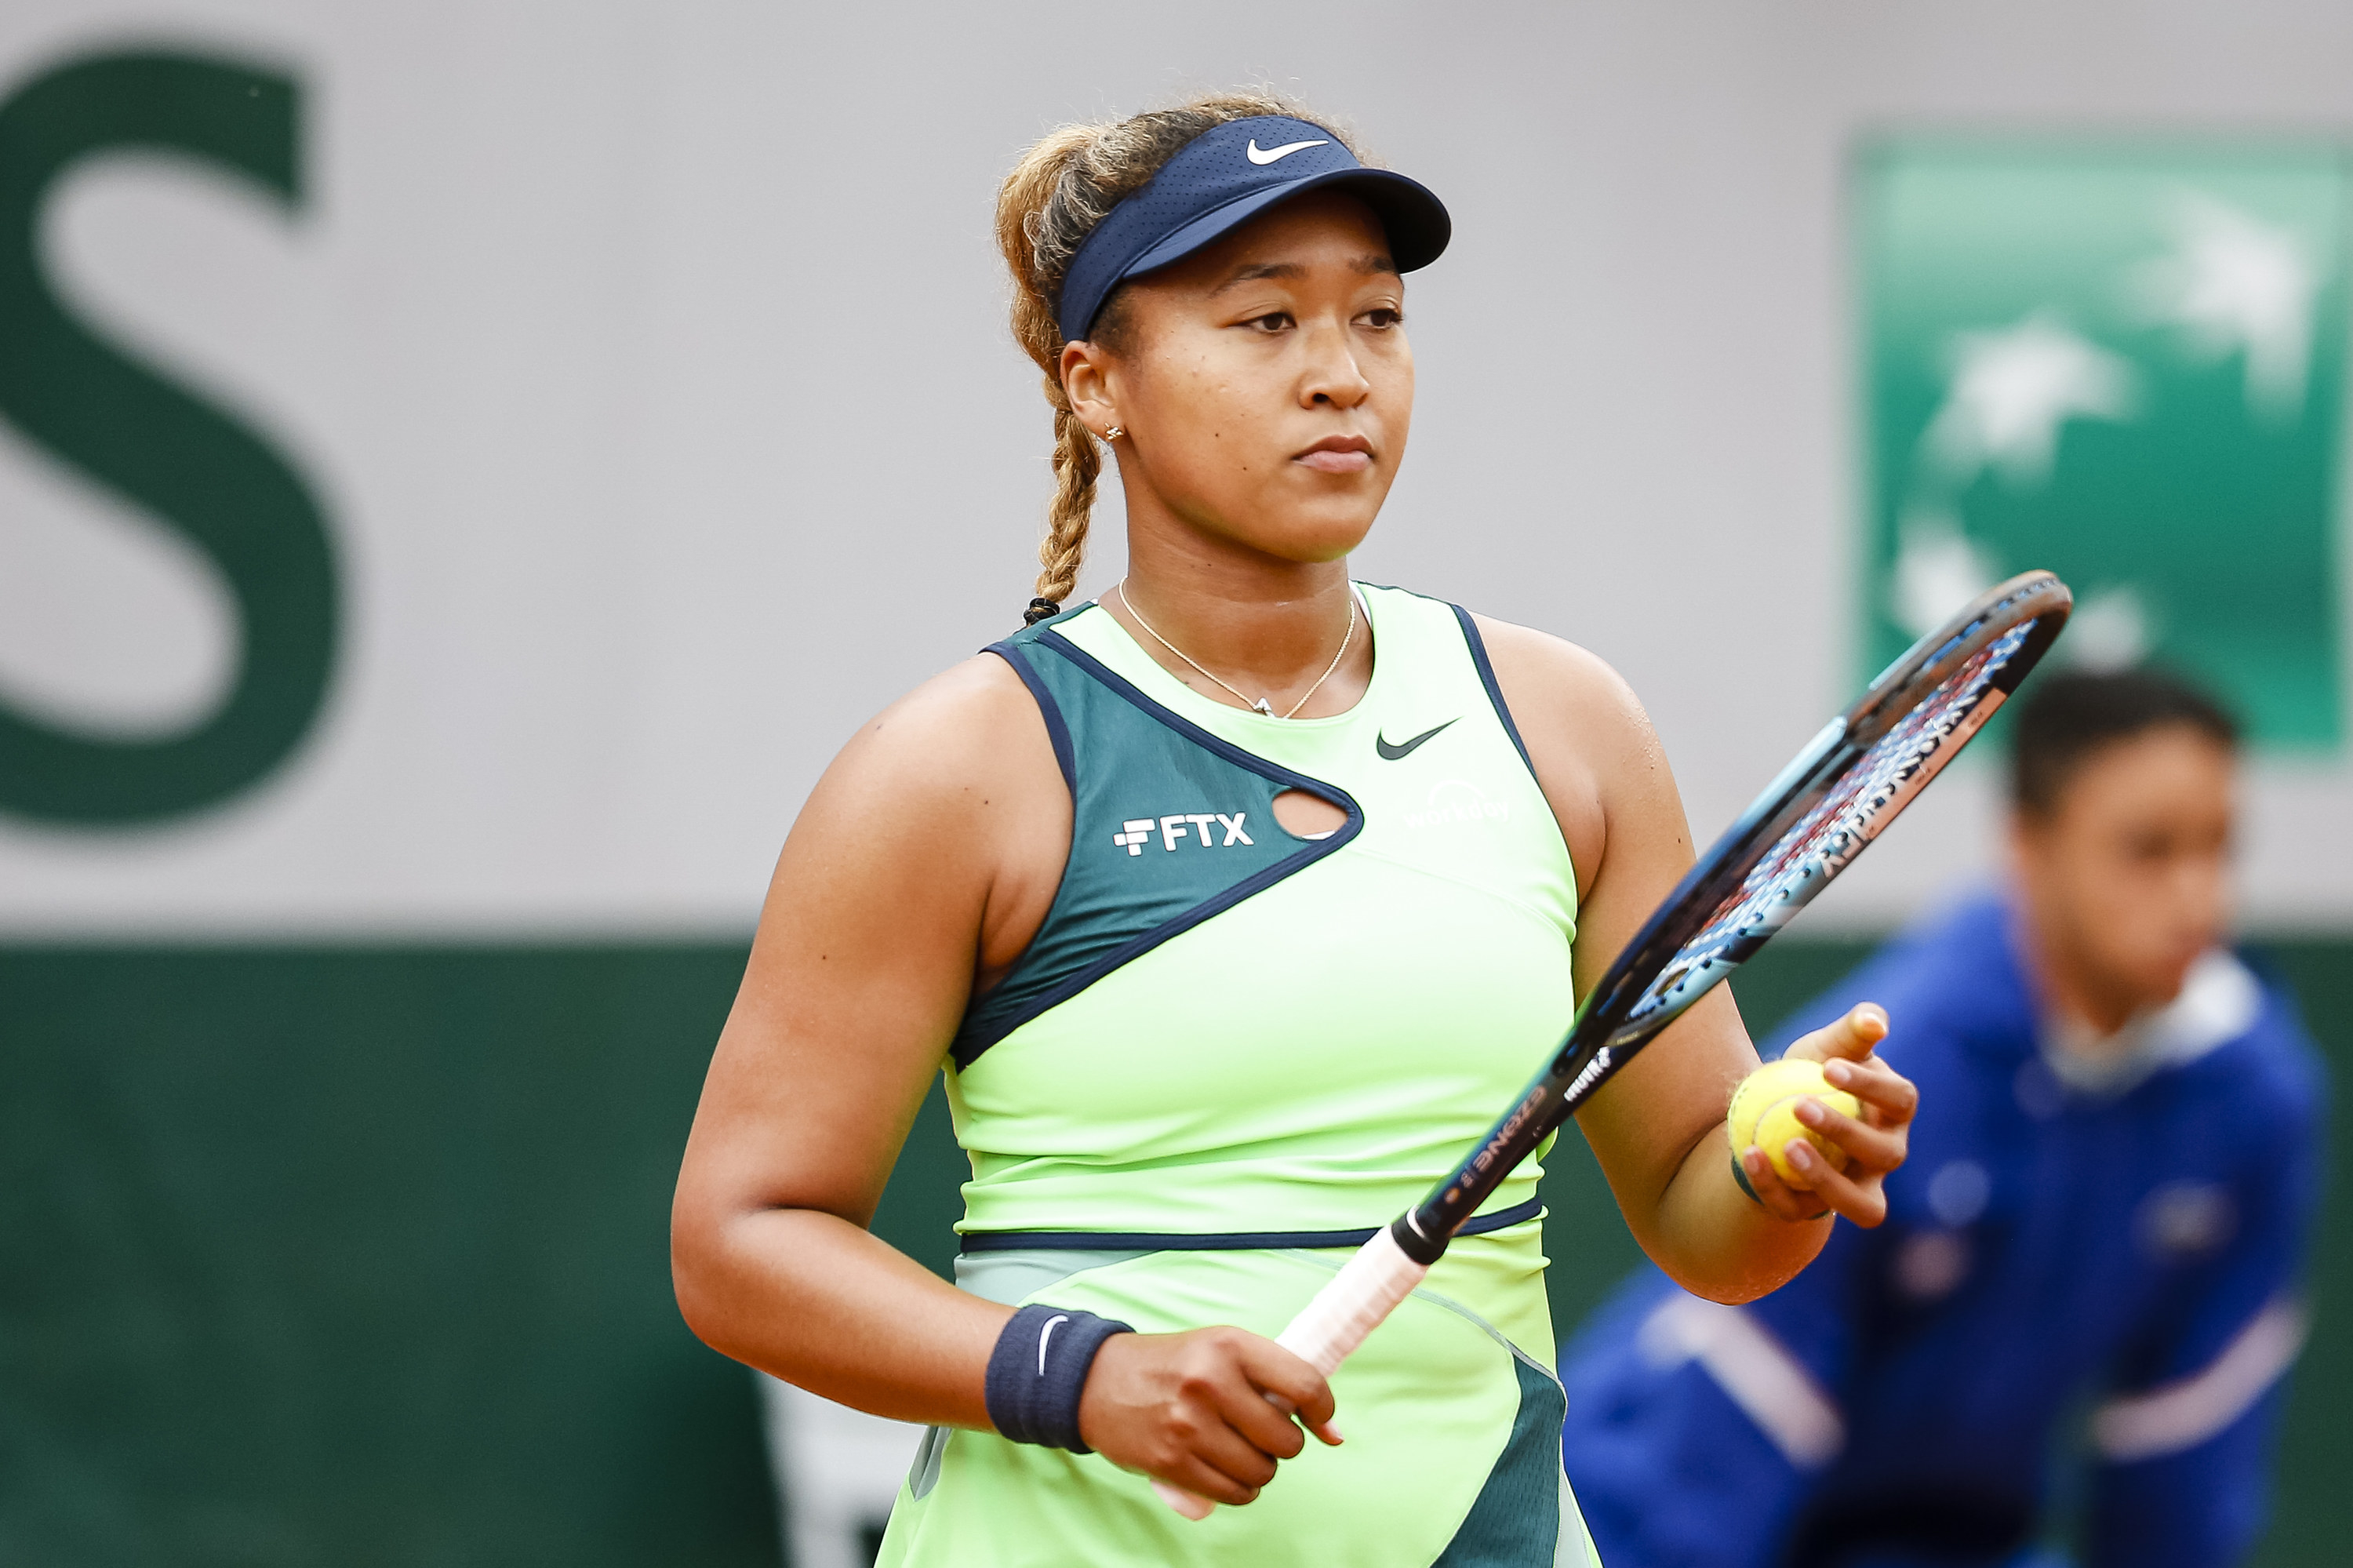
{"left": 1055, "top": 115, "right": 1451, "bottom": 344}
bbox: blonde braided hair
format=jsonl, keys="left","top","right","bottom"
{"left": 995, "top": 93, "right": 1360, "bottom": 625}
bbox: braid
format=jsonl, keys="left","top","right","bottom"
{"left": 995, "top": 92, "right": 1358, "bottom": 626}
{"left": 1029, "top": 402, "right": 1100, "bottom": 623}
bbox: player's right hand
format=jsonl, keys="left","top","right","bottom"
{"left": 1762, "top": 1001, "right": 1916, "bottom": 1227}
{"left": 1077, "top": 1326, "right": 1341, "bottom": 1504}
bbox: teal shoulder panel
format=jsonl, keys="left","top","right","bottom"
{"left": 953, "top": 618, "right": 1361, "bottom": 1066}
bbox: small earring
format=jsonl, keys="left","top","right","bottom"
{"left": 1103, "top": 426, "right": 1126, "bottom": 441}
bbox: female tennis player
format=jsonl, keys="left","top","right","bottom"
{"left": 671, "top": 93, "right": 1917, "bottom": 1566}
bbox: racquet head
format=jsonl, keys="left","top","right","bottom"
{"left": 1411, "top": 570, "right": 2071, "bottom": 1248}
{"left": 1591, "top": 569, "right": 2072, "bottom": 1055}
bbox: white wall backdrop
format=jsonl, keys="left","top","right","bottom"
{"left": 2, "top": 0, "right": 2349, "bottom": 937}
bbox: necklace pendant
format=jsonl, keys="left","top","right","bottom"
{"left": 1252, "top": 697, "right": 1275, "bottom": 715}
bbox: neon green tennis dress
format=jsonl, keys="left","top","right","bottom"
{"left": 877, "top": 584, "right": 1600, "bottom": 1567}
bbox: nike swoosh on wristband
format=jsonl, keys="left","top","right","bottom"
{"left": 1246, "top": 137, "right": 1329, "bottom": 166}
{"left": 1036, "top": 1314, "right": 1069, "bottom": 1375}
{"left": 1377, "top": 718, "right": 1460, "bottom": 760}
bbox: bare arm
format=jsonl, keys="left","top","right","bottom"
{"left": 670, "top": 654, "right": 1333, "bottom": 1504}
{"left": 1478, "top": 616, "right": 1916, "bottom": 1304}
{"left": 671, "top": 656, "right": 1038, "bottom": 1423}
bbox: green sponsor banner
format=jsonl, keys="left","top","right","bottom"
{"left": 1858, "top": 139, "right": 2348, "bottom": 748}
{"left": 1, "top": 945, "right": 780, "bottom": 1567}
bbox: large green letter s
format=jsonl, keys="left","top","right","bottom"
{"left": 0, "top": 49, "right": 337, "bottom": 824}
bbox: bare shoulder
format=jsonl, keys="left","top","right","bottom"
{"left": 771, "top": 649, "right": 1068, "bottom": 995}
{"left": 1467, "top": 613, "right": 1659, "bottom": 759}
{"left": 799, "top": 651, "right": 1058, "bottom": 833}
{"left": 840, "top": 651, "right": 1042, "bottom": 769}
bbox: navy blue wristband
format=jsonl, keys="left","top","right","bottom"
{"left": 984, "top": 1303, "right": 1133, "bottom": 1453}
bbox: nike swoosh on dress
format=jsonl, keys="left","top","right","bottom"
{"left": 1376, "top": 718, "right": 1460, "bottom": 761}
{"left": 1246, "top": 138, "right": 1329, "bottom": 166}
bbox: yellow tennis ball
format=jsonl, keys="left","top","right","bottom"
{"left": 1728, "top": 1058, "right": 1861, "bottom": 1188}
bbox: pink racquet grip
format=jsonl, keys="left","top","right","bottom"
{"left": 1151, "top": 1226, "right": 1431, "bottom": 1519}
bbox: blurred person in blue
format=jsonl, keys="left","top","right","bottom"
{"left": 1558, "top": 667, "right": 2325, "bottom": 1568}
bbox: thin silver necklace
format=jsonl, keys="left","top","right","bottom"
{"left": 1113, "top": 584, "right": 1358, "bottom": 719}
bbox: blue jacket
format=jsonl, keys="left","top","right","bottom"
{"left": 1558, "top": 894, "right": 2325, "bottom": 1568}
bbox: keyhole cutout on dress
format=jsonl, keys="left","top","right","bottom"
{"left": 1272, "top": 788, "right": 1347, "bottom": 841}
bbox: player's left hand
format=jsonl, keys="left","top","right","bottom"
{"left": 1746, "top": 1002, "right": 1916, "bottom": 1227}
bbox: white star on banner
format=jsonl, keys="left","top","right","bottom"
{"left": 2134, "top": 191, "right": 2318, "bottom": 424}
{"left": 1889, "top": 512, "right": 2000, "bottom": 637}
{"left": 1922, "top": 312, "right": 2140, "bottom": 487}
{"left": 2062, "top": 583, "right": 2155, "bottom": 670}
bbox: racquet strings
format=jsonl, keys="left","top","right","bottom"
{"left": 1613, "top": 620, "right": 2039, "bottom": 1045}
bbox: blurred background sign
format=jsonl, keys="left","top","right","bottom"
{"left": 1860, "top": 139, "right": 2348, "bottom": 747}
{"left": 0, "top": 51, "right": 339, "bottom": 824}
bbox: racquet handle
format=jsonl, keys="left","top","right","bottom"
{"left": 1274, "top": 1224, "right": 1432, "bottom": 1373}
{"left": 1151, "top": 1226, "right": 1431, "bottom": 1519}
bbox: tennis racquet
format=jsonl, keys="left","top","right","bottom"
{"left": 1156, "top": 569, "right": 2071, "bottom": 1519}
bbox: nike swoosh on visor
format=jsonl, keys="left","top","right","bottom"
{"left": 1246, "top": 137, "right": 1329, "bottom": 165}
